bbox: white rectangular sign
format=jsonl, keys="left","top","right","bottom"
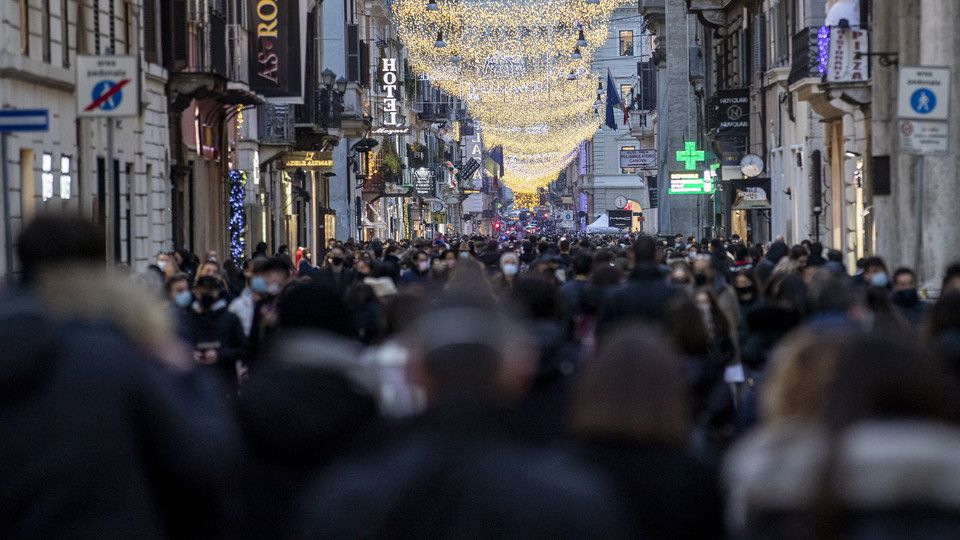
{"left": 619, "top": 148, "right": 657, "bottom": 169}
{"left": 898, "top": 66, "right": 951, "bottom": 121}
{"left": 899, "top": 119, "right": 950, "bottom": 155}
{"left": 76, "top": 56, "right": 139, "bottom": 117}
{"left": 826, "top": 27, "right": 869, "bottom": 83}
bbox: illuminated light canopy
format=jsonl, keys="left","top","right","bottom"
{"left": 395, "top": 0, "right": 631, "bottom": 192}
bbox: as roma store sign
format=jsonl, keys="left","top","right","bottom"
{"left": 249, "top": 0, "right": 305, "bottom": 102}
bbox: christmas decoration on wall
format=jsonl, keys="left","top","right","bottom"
{"left": 228, "top": 170, "right": 247, "bottom": 262}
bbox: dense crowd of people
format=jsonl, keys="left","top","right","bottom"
{"left": 4, "top": 216, "right": 960, "bottom": 538}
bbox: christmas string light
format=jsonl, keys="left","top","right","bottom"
{"left": 396, "top": 0, "right": 630, "bottom": 193}
{"left": 228, "top": 170, "right": 247, "bottom": 262}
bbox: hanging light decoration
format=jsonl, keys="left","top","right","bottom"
{"left": 576, "top": 26, "right": 588, "bottom": 47}
{"left": 394, "top": 0, "right": 630, "bottom": 193}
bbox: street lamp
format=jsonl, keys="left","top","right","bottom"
{"left": 434, "top": 30, "right": 446, "bottom": 48}
{"left": 335, "top": 76, "right": 348, "bottom": 94}
{"left": 321, "top": 68, "right": 336, "bottom": 89}
{"left": 426, "top": 0, "right": 438, "bottom": 10}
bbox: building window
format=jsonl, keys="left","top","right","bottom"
{"left": 108, "top": 0, "right": 116, "bottom": 52}
{"left": 61, "top": 0, "right": 70, "bottom": 67}
{"left": 619, "top": 84, "right": 632, "bottom": 105}
{"left": 59, "top": 156, "right": 72, "bottom": 199}
{"left": 619, "top": 30, "right": 634, "bottom": 56}
{"left": 43, "top": 0, "right": 52, "bottom": 62}
{"left": 123, "top": 0, "right": 133, "bottom": 53}
{"left": 93, "top": 0, "right": 100, "bottom": 54}
{"left": 41, "top": 153, "right": 55, "bottom": 201}
{"left": 621, "top": 146, "right": 637, "bottom": 174}
{"left": 19, "top": 0, "right": 30, "bottom": 55}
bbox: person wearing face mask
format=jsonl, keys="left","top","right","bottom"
{"left": 490, "top": 252, "right": 521, "bottom": 298}
{"left": 248, "top": 257, "right": 292, "bottom": 358}
{"left": 400, "top": 250, "right": 433, "bottom": 286}
{"left": 228, "top": 257, "right": 266, "bottom": 338}
{"left": 314, "top": 247, "right": 357, "bottom": 297}
{"left": 156, "top": 252, "right": 179, "bottom": 280}
{"left": 858, "top": 256, "right": 890, "bottom": 289}
{"left": 890, "top": 267, "right": 927, "bottom": 326}
{"left": 165, "top": 273, "right": 194, "bottom": 341}
{"left": 187, "top": 276, "right": 247, "bottom": 395}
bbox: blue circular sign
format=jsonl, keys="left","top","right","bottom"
{"left": 910, "top": 88, "right": 936, "bottom": 115}
{"left": 92, "top": 80, "right": 123, "bottom": 111}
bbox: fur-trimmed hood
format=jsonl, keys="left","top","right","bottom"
{"left": 724, "top": 420, "right": 960, "bottom": 534}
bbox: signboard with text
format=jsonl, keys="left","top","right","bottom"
{"left": 607, "top": 210, "right": 633, "bottom": 231}
{"left": 249, "top": 0, "right": 305, "bottom": 103}
{"left": 826, "top": 27, "right": 869, "bottom": 83}
{"left": 282, "top": 151, "right": 333, "bottom": 168}
{"left": 899, "top": 119, "right": 950, "bottom": 155}
{"left": 76, "top": 56, "right": 139, "bottom": 117}
{"left": 619, "top": 148, "right": 657, "bottom": 169}
{"left": 712, "top": 89, "right": 750, "bottom": 137}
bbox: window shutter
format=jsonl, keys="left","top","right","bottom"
{"left": 143, "top": 0, "right": 158, "bottom": 64}
{"left": 346, "top": 24, "right": 360, "bottom": 82}
{"left": 359, "top": 39, "right": 370, "bottom": 87}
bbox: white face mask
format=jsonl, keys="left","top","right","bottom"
{"left": 418, "top": 261, "right": 430, "bottom": 272}
{"left": 157, "top": 260, "right": 167, "bottom": 271}
{"left": 502, "top": 263, "right": 519, "bottom": 276}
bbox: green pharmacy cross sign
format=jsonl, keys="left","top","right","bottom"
{"left": 676, "top": 141, "right": 706, "bottom": 170}
{"left": 669, "top": 152, "right": 717, "bottom": 195}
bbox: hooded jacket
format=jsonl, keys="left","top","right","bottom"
{"left": 724, "top": 420, "right": 960, "bottom": 539}
{"left": 0, "top": 271, "right": 242, "bottom": 539}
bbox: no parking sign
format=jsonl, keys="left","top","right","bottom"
{"left": 76, "top": 56, "right": 138, "bottom": 117}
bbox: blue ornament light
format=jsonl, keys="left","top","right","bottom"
{"left": 817, "top": 26, "right": 831, "bottom": 76}
{"left": 228, "top": 169, "right": 247, "bottom": 262}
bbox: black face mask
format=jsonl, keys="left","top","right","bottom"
{"left": 694, "top": 273, "right": 709, "bottom": 287}
{"left": 735, "top": 285, "right": 754, "bottom": 301}
{"left": 891, "top": 288, "right": 919, "bottom": 306}
{"left": 331, "top": 256, "right": 344, "bottom": 266}
{"left": 199, "top": 293, "right": 218, "bottom": 310}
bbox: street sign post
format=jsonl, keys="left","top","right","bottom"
{"left": 899, "top": 119, "right": 949, "bottom": 155}
{"left": 0, "top": 109, "right": 50, "bottom": 281}
{"left": 896, "top": 66, "right": 950, "bottom": 275}
{"left": 76, "top": 56, "right": 139, "bottom": 118}
{"left": 0, "top": 109, "right": 49, "bottom": 132}
{"left": 897, "top": 66, "right": 951, "bottom": 121}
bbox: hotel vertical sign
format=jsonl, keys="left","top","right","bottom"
{"left": 374, "top": 57, "right": 410, "bottom": 134}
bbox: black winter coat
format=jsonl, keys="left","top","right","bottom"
{"left": 0, "top": 292, "right": 242, "bottom": 539}
{"left": 576, "top": 438, "right": 723, "bottom": 539}
{"left": 188, "top": 302, "right": 247, "bottom": 389}
{"left": 295, "top": 402, "right": 632, "bottom": 538}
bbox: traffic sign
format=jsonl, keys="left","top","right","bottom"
{"left": 0, "top": 109, "right": 49, "bottom": 132}
{"left": 77, "top": 56, "right": 139, "bottom": 117}
{"left": 899, "top": 119, "right": 950, "bottom": 155}
{"left": 898, "top": 66, "right": 951, "bottom": 121}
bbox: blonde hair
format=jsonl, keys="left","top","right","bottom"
{"left": 36, "top": 264, "right": 174, "bottom": 355}
{"left": 760, "top": 329, "right": 843, "bottom": 423}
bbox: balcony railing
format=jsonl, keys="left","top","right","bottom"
{"left": 788, "top": 27, "right": 824, "bottom": 85}
{"left": 259, "top": 103, "right": 296, "bottom": 145}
